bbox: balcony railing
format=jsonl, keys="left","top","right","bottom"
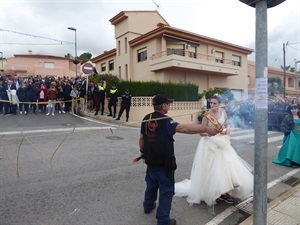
{"left": 150, "top": 50, "right": 241, "bottom": 76}
{"left": 151, "top": 50, "right": 238, "bottom": 66}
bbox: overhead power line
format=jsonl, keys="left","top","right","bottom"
{"left": 0, "top": 28, "right": 73, "bottom": 44}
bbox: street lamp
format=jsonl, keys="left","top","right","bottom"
{"left": 67, "top": 27, "right": 79, "bottom": 77}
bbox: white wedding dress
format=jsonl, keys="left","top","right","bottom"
{"left": 175, "top": 110, "right": 253, "bottom": 206}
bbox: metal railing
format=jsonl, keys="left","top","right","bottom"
{"left": 150, "top": 50, "right": 238, "bottom": 66}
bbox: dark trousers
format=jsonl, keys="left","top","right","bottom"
{"left": 19, "top": 103, "right": 25, "bottom": 112}
{"left": 0, "top": 100, "right": 3, "bottom": 113}
{"left": 4, "top": 101, "right": 10, "bottom": 114}
{"left": 4, "top": 102, "right": 17, "bottom": 114}
{"left": 24, "top": 103, "right": 29, "bottom": 113}
{"left": 38, "top": 99, "right": 46, "bottom": 112}
{"left": 64, "top": 96, "right": 72, "bottom": 112}
{"left": 108, "top": 102, "right": 117, "bottom": 117}
{"left": 29, "top": 99, "right": 37, "bottom": 113}
{"left": 95, "top": 98, "right": 105, "bottom": 115}
{"left": 144, "top": 167, "right": 174, "bottom": 225}
{"left": 117, "top": 104, "right": 130, "bottom": 120}
{"left": 10, "top": 104, "right": 17, "bottom": 114}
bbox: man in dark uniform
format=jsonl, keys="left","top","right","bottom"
{"left": 139, "top": 94, "right": 219, "bottom": 225}
{"left": 94, "top": 81, "right": 106, "bottom": 116}
{"left": 115, "top": 89, "right": 131, "bottom": 122}
{"left": 107, "top": 84, "right": 118, "bottom": 118}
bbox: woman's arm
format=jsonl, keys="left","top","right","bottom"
{"left": 222, "top": 109, "right": 230, "bottom": 135}
{"left": 280, "top": 114, "right": 294, "bottom": 135}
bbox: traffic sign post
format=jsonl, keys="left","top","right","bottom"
{"left": 82, "top": 62, "right": 94, "bottom": 112}
{"left": 82, "top": 62, "right": 94, "bottom": 75}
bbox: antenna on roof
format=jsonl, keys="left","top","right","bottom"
{"left": 151, "top": 0, "right": 160, "bottom": 10}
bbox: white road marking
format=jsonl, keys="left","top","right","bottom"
{"left": 248, "top": 135, "right": 284, "bottom": 144}
{"left": 0, "top": 126, "right": 115, "bottom": 136}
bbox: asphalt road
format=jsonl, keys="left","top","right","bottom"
{"left": 0, "top": 112, "right": 299, "bottom": 225}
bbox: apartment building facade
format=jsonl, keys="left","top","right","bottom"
{"left": 91, "top": 10, "right": 253, "bottom": 101}
{"left": 248, "top": 60, "right": 300, "bottom": 100}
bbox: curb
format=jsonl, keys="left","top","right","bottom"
{"left": 240, "top": 183, "right": 300, "bottom": 225}
{"left": 82, "top": 111, "right": 141, "bottom": 127}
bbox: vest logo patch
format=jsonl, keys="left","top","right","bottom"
{"left": 147, "top": 120, "right": 158, "bottom": 132}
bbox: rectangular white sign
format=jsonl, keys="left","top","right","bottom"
{"left": 255, "top": 77, "right": 268, "bottom": 109}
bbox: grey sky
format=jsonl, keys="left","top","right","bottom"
{"left": 1, "top": 0, "right": 299, "bottom": 69}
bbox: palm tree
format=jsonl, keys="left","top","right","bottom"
{"left": 280, "top": 65, "right": 295, "bottom": 72}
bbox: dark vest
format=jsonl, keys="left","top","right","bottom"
{"left": 142, "top": 112, "right": 177, "bottom": 173}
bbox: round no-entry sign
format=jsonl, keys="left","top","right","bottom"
{"left": 82, "top": 63, "right": 94, "bottom": 74}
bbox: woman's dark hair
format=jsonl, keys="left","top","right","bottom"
{"left": 210, "top": 95, "right": 221, "bottom": 103}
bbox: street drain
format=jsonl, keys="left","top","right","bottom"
{"left": 235, "top": 197, "right": 272, "bottom": 215}
{"left": 236, "top": 197, "right": 253, "bottom": 215}
{"left": 283, "top": 176, "right": 300, "bottom": 187}
{"left": 106, "top": 136, "right": 124, "bottom": 140}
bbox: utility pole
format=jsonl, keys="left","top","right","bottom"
{"left": 239, "top": 0, "right": 286, "bottom": 224}
{"left": 283, "top": 43, "right": 286, "bottom": 98}
{"left": 295, "top": 60, "right": 300, "bottom": 97}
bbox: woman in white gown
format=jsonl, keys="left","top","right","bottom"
{"left": 175, "top": 95, "right": 253, "bottom": 207}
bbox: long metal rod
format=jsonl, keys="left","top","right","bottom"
{"left": 283, "top": 43, "right": 286, "bottom": 98}
{"left": 75, "top": 30, "right": 78, "bottom": 78}
{"left": 253, "top": 1, "right": 268, "bottom": 224}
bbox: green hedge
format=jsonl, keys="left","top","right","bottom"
{"left": 117, "top": 81, "right": 199, "bottom": 101}
{"left": 90, "top": 74, "right": 199, "bottom": 101}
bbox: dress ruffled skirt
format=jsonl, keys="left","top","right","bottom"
{"left": 175, "top": 134, "right": 253, "bottom": 206}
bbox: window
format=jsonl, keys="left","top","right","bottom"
{"left": 188, "top": 45, "right": 196, "bottom": 58}
{"left": 118, "top": 66, "right": 121, "bottom": 79}
{"left": 118, "top": 40, "right": 121, "bottom": 56}
{"left": 125, "top": 37, "right": 127, "bottom": 53}
{"left": 215, "top": 51, "right": 224, "bottom": 63}
{"left": 232, "top": 55, "right": 241, "bottom": 66}
{"left": 101, "top": 63, "right": 106, "bottom": 72}
{"left": 44, "top": 62, "right": 54, "bottom": 68}
{"left": 109, "top": 60, "right": 114, "bottom": 71}
{"left": 288, "top": 77, "right": 294, "bottom": 87}
{"left": 125, "top": 64, "right": 128, "bottom": 80}
{"left": 167, "top": 44, "right": 185, "bottom": 56}
{"left": 137, "top": 48, "right": 147, "bottom": 62}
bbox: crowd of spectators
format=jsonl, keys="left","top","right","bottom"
{"left": 204, "top": 97, "right": 300, "bottom": 130}
{"left": 0, "top": 74, "right": 94, "bottom": 116}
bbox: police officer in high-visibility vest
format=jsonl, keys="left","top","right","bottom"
{"left": 107, "top": 84, "right": 118, "bottom": 118}
{"left": 94, "top": 81, "right": 106, "bottom": 116}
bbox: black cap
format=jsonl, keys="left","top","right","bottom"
{"left": 152, "top": 94, "right": 174, "bottom": 106}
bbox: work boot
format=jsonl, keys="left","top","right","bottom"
{"left": 126, "top": 117, "right": 128, "bottom": 122}
{"left": 115, "top": 118, "right": 120, "bottom": 120}
{"left": 144, "top": 202, "right": 156, "bottom": 214}
{"left": 169, "top": 218, "right": 176, "bottom": 225}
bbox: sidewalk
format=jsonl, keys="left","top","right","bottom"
{"left": 240, "top": 183, "right": 300, "bottom": 225}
